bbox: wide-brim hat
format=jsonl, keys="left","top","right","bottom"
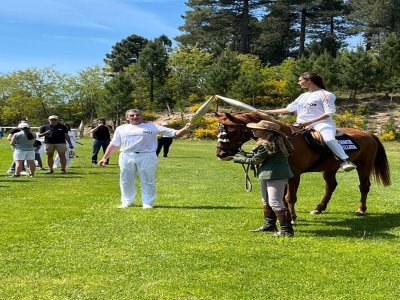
{"left": 48, "top": 115, "right": 59, "bottom": 120}
{"left": 246, "top": 120, "right": 282, "bottom": 133}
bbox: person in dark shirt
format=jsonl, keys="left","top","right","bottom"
{"left": 156, "top": 121, "right": 174, "bottom": 157}
{"left": 90, "top": 118, "right": 114, "bottom": 164}
{"left": 38, "top": 115, "right": 73, "bottom": 174}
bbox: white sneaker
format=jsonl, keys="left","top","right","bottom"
{"left": 142, "top": 204, "right": 153, "bottom": 209}
{"left": 6, "top": 169, "right": 14, "bottom": 174}
{"left": 117, "top": 203, "right": 132, "bottom": 209}
{"left": 20, "top": 171, "right": 28, "bottom": 175}
{"left": 340, "top": 161, "right": 356, "bottom": 172}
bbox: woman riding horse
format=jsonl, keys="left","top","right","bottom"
{"left": 264, "top": 71, "right": 356, "bottom": 172}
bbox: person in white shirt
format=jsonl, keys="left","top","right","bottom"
{"left": 263, "top": 71, "right": 356, "bottom": 172}
{"left": 99, "top": 109, "right": 191, "bottom": 209}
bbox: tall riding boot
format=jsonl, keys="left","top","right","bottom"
{"left": 271, "top": 209, "right": 294, "bottom": 237}
{"left": 249, "top": 204, "right": 278, "bottom": 232}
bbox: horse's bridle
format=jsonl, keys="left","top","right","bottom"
{"left": 217, "top": 122, "right": 256, "bottom": 192}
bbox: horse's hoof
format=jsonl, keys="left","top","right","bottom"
{"left": 355, "top": 211, "right": 367, "bottom": 217}
{"left": 310, "top": 209, "right": 322, "bottom": 215}
{"left": 291, "top": 219, "right": 296, "bottom": 225}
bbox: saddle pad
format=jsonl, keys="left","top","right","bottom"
{"left": 337, "top": 134, "right": 359, "bottom": 152}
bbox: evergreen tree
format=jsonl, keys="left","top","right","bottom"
{"left": 177, "top": 0, "right": 265, "bottom": 55}
{"left": 104, "top": 34, "right": 148, "bottom": 73}
{"left": 137, "top": 35, "right": 172, "bottom": 103}
{"left": 203, "top": 49, "right": 241, "bottom": 95}
{"left": 104, "top": 73, "right": 135, "bottom": 125}
{"left": 338, "top": 47, "right": 376, "bottom": 100}
{"left": 347, "top": 0, "right": 400, "bottom": 50}
{"left": 254, "top": 0, "right": 297, "bottom": 65}
{"left": 376, "top": 33, "right": 400, "bottom": 101}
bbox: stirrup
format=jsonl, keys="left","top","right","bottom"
{"left": 340, "top": 161, "right": 356, "bottom": 172}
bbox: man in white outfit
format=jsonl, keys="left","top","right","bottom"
{"left": 98, "top": 109, "right": 191, "bottom": 209}
{"left": 264, "top": 71, "right": 356, "bottom": 172}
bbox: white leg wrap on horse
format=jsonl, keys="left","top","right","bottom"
{"left": 325, "top": 140, "right": 349, "bottom": 161}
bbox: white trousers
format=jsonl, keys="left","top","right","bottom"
{"left": 313, "top": 122, "right": 349, "bottom": 161}
{"left": 119, "top": 152, "right": 158, "bottom": 206}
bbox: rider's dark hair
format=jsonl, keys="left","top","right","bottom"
{"left": 300, "top": 72, "right": 326, "bottom": 89}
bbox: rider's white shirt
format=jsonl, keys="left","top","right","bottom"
{"left": 286, "top": 90, "right": 336, "bottom": 125}
{"left": 110, "top": 123, "right": 176, "bottom": 153}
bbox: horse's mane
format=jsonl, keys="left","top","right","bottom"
{"left": 219, "top": 111, "right": 291, "bottom": 131}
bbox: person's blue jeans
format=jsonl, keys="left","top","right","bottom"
{"left": 92, "top": 139, "right": 110, "bottom": 164}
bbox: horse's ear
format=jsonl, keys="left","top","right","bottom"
{"left": 225, "top": 113, "right": 237, "bottom": 122}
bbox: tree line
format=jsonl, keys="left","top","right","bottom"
{"left": 0, "top": 0, "right": 399, "bottom": 127}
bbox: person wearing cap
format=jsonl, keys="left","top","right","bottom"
{"left": 156, "top": 121, "right": 174, "bottom": 157}
{"left": 38, "top": 115, "right": 73, "bottom": 174}
{"left": 90, "top": 118, "right": 114, "bottom": 164}
{"left": 6, "top": 119, "right": 29, "bottom": 174}
{"left": 98, "top": 109, "right": 191, "bottom": 209}
{"left": 222, "top": 120, "right": 295, "bottom": 237}
{"left": 263, "top": 71, "right": 356, "bottom": 172}
{"left": 10, "top": 123, "right": 36, "bottom": 177}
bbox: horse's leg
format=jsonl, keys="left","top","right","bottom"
{"left": 310, "top": 170, "right": 338, "bottom": 215}
{"left": 355, "top": 166, "right": 371, "bottom": 216}
{"left": 285, "top": 175, "right": 301, "bottom": 224}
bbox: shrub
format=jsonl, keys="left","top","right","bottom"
{"left": 193, "top": 128, "right": 218, "bottom": 139}
{"left": 379, "top": 131, "right": 396, "bottom": 141}
{"left": 168, "top": 119, "right": 186, "bottom": 128}
{"left": 143, "top": 112, "right": 161, "bottom": 121}
{"left": 334, "top": 111, "right": 365, "bottom": 129}
{"left": 188, "top": 103, "right": 203, "bottom": 113}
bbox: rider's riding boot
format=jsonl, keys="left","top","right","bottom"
{"left": 249, "top": 204, "right": 278, "bottom": 232}
{"left": 271, "top": 209, "right": 294, "bottom": 237}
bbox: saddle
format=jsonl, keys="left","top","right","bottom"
{"left": 302, "top": 129, "right": 359, "bottom": 153}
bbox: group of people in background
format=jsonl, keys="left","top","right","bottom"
{"left": 6, "top": 115, "right": 77, "bottom": 177}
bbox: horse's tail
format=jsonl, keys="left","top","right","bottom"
{"left": 371, "top": 134, "right": 391, "bottom": 186}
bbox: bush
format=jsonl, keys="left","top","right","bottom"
{"left": 168, "top": 119, "right": 186, "bottom": 128}
{"left": 334, "top": 111, "right": 366, "bottom": 129}
{"left": 143, "top": 112, "right": 161, "bottom": 121}
{"left": 379, "top": 131, "right": 396, "bottom": 141}
{"left": 193, "top": 128, "right": 218, "bottom": 139}
{"left": 188, "top": 103, "right": 203, "bottom": 113}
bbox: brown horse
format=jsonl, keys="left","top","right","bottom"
{"left": 215, "top": 111, "right": 391, "bottom": 222}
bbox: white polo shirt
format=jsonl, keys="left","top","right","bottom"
{"left": 110, "top": 123, "right": 177, "bottom": 153}
{"left": 286, "top": 90, "right": 336, "bottom": 125}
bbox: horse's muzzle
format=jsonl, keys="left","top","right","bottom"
{"left": 216, "top": 145, "right": 237, "bottom": 158}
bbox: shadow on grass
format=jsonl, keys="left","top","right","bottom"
{"left": 156, "top": 205, "right": 246, "bottom": 210}
{"left": 300, "top": 212, "right": 400, "bottom": 239}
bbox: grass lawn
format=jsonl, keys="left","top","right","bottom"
{"left": 0, "top": 138, "right": 399, "bottom": 299}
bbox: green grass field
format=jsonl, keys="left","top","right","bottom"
{"left": 1, "top": 138, "right": 399, "bottom": 299}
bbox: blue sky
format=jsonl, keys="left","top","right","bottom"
{"left": 0, "top": 0, "right": 187, "bottom": 74}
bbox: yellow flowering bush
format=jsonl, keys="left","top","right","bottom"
{"left": 379, "top": 131, "right": 396, "bottom": 142}
{"left": 193, "top": 128, "right": 218, "bottom": 139}
{"left": 188, "top": 103, "right": 202, "bottom": 113}
{"left": 334, "top": 111, "right": 365, "bottom": 129}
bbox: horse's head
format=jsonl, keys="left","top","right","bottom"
{"left": 215, "top": 112, "right": 254, "bottom": 158}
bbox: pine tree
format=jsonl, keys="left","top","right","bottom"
{"left": 104, "top": 34, "right": 148, "bottom": 73}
